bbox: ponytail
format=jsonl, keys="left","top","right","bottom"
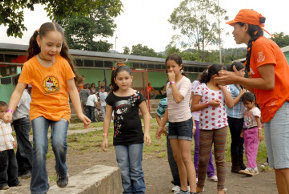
{"left": 200, "top": 64, "right": 223, "bottom": 83}
{"left": 27, "top": 30, "right": 41, "bottom": 61}
{"left": 26, "top": 22, "right": 80, "bottom": 81}
{"left": 237, "top": 22, "right": 263, "bottom": 73}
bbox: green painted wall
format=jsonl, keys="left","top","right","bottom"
{"left": 285, "top": 52, "right": 289, "bottom": 63}
{"left": 0, "top": 79, "right": 16, "bottom": 104}
{"left": 77, "top": 69, "right": 112, "bottom": 85}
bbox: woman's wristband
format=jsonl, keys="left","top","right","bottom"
{"left": 206, "top": 101, "right": 210, "bottom": 107}
{"left": 170, "top": 81, "right": 175, "bottom": 85}
{"left": 7, "top": 109, "right": 13, "bottom": 113}
{"left": 103, "top": 132, "right": 108, "bottom": 137}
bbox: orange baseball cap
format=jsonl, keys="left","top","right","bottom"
{"left": 226, "top": 9, "right": 265, "bottom": 27}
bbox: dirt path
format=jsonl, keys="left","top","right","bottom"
{"left": 4, "top": 149, "right": 277, "bottom": 194}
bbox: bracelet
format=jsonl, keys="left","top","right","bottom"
{"left": 7, "top": 109, "right": 13, "bottom": 113}
{"left": 170, "top": 81, "right": 175, "bottom": 85}
{"left": 103, "top": 133, "right": 108, "bottom": 137}
{"left": 206, "top": 101, "right": 210, "bottom": 107}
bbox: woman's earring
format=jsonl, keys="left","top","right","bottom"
{"left": 181, "top": 69, "right": 184, "bottom": 73}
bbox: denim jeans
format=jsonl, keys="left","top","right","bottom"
{"left": 115, "top": 144, "right": 145, "bottom": 194}
{"left": 101, "top": 105, "right": 106, "bottom": 120}
{"left": 86, "top": 106, "right": 95, "bottom": 122}
{"left": 166, "top": 136, "right": 180, "bottom": 186}
{"left": 0, "top": 149, "right": 19, "bottom": 189}
{"left": 12, "top": 117, "right": 33, "bottom": 175}
{"left": 30, "top": 117, "right": 68, "bottom": 194}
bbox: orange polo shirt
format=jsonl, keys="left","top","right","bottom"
{"left": 249, "top": 36, "right": 289, "bottom": 122}
{"left": 19, "top": 55, "right": 75, "bottom": 121}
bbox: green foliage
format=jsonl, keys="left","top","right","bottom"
{"left": 169, "top": 0, "right": 227, "bottom": 60}
{"left": 271, "top": 32, "right": 289, "bottom": 48}
{"left": 0, "top": 0, "right": 122, "bottom": 38}
{"left": 131, "top": 44, "right": 163, "bottom": 57}
{"left": 122, "top": 46, "right": 130, "bottom": 54}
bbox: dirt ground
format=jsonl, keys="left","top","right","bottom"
{"left": 3, "top": 147, "right": 277, "bottom": 194}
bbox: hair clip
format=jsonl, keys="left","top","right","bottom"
{"left": 36, "top": 28, "right": 40, "bottom": 33}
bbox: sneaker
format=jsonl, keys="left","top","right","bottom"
{"left": 57, "top": 174, "right": 69, "bottom": 188}
{"left": 172, "top": 185, "right": 180, "bottom": 192}
{"left": 252, "top": 168, "right": 259, "bottom": 176}
{"left": 240, "top": 168, "right": 258, "bottom": 176}
{"left": 175, "top": 190, "right": 190, "bottom": 194}
{"left": 0, "top": 185, "right": 9, "bottom": 190}
{"left": 208, "top": 175, "right": 218, "bottom": 182}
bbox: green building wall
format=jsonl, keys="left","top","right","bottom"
{"left": 285, "top": 52, "right": 289, "bottom": 63}
{"left": 0, "top": 77, "right": 16, "bottom": 104}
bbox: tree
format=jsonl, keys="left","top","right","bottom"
{"left": 0, "top": 0, "right": 122, "bottom": 38}
{"left": 165, "top": 45, "right": 181, "bottom": 56}
{"left": 123, "top": 46, "right": 130, "bottom": 54}
{"left": 271, "top": 32, "right": 289, "bottom": 48}
{"left": 169, "top": 0, "right": 227, "bottom": 60}
{"left": 131, "top": 44, "right": 161, "bottom": 57}
{"left": 63, "top": 3, "right": 121, "bottom": 52}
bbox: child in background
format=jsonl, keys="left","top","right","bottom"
{"left": 0, "top": 101, "right": 21, "bottom": 190}
{"left": 99, "top": 86, "right": 108, "bottom": 121}
{"left": 155, "top": 97, "right": 180, "bottom": 192}
{"left": 12, "top": 75, "right": 33, "bottom": 179}
{"left": 3, "top": 22, "right": 90, "bottom": 194}
{"left": 102, "top": 65, "right": 151, "bottom": 194}
{"left": 191, "top": 64, "right": 234, "bottom": 194}
{"left": 191, "top": 79, "right": 218, "bottom": 182}
{"left": 240, "top": 92, "right": 263, "bottom": 176}
{"left": 156, "top": 54, "right": 197, "bottom": 194}
{"left": 86, "top": 91, "right": 98, "bottom": 122}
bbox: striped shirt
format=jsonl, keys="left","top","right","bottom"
{"left": 0, "top": 120, "right": 14, "bottom": 151}
{"left": 226, "top": 84, "right": 246, "bottom": 119}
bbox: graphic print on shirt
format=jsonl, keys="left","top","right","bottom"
{"left": 43, "top": 76, "right": 59, "bottom": 94}
{"left": 113, "top": 92, "right": 140, "bottom": 137}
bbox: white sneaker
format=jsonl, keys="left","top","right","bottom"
{"left": 208, "top": 175, "right": 218, "bottom": 182}
{"left": 172, "top": 185, "right": 180, "bottom": 192}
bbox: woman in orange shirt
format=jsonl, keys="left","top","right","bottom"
{"left": 216, "top": 9, "right": 289, "bottom": 193}
{"left": 4, "top": 22, "right": 91, "bottom": 194}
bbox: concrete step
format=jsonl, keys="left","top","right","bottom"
{"left": 49, "top": 165, "right": 121, "bottom": 194}
{"left": 1, "top": 165, "right": 122, "bottom": 194}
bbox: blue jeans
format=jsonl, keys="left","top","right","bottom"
{"left": 167, "top": 136, "right": 180, "bottom": 186}
{"left": 12, "top": 117, "right": 32, "bottom": 175}
{"left": 30, "top": 117, "right": 68, "bottom": 194}
{"left": 101, "top": 105, "right": 106, "bottom": 120}
{"left": 115, "top": 144, "right": 145, "bottom": 194}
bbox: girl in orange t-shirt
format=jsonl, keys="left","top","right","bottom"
{"left": 215, "top": 9, "right": 289, "bottom": 194}
{"left": 3, "top": 22, "right": 91, "bottom": 194}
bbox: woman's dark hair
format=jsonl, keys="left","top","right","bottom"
{"left": 165, "top": 54, "right": 185, "bottom": 76}
{"left": 228, "top": 62, "right": 244, "bottom": 72}
{"left": 111, "top": 65, "right": 132, "bottom": 92}
{"left": 241, "top": 92, "right": 256, "bottom": 103}
{"left": 27, "top": 22, "right": 79, "bottom": 81}
{"left": 237, "top": 22, "right": 264, "bottom": 73}
{"left": 200, "top": 64, "right": 223, "bottom": 83}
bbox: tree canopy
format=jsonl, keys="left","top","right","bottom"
{"left": 271, "top": 32, "right": 289, "bottom": 48}
{"left": 169, "top": 0, "right": 227, "bottom": 60}
{"left": 63, "top": 3, "right": 121, "bottom": 52}
{"left": 0, "top": 0, "right": 122, "bottom": 38}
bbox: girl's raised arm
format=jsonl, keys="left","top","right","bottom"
{"left": 67, "top": 79, "right": 91, "bottom": 128}
{"left": 102, "top": 105, "right": 113, "bottom": 151}
{"left": 4, "top": 83, "right": 26, "bottom": 123}
{"left": 220, "top": 86, "right": 234, "bottom": 108}
{"left": 139, "top": 101, "right": 151, "bottom": 145}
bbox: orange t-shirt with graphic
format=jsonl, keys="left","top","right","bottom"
{"left": 19, "top": 55, "right": 75, "bottom": 121}
{"left": 249, "top": 36, "right": 289, "bottom": 122}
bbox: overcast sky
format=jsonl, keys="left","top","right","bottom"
{"left": 1, "top": 0, "right": 288, "bottom": 52}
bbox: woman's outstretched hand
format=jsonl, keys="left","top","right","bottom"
{"left": 215, "top": 65, "right": 241, "bottom": 85}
